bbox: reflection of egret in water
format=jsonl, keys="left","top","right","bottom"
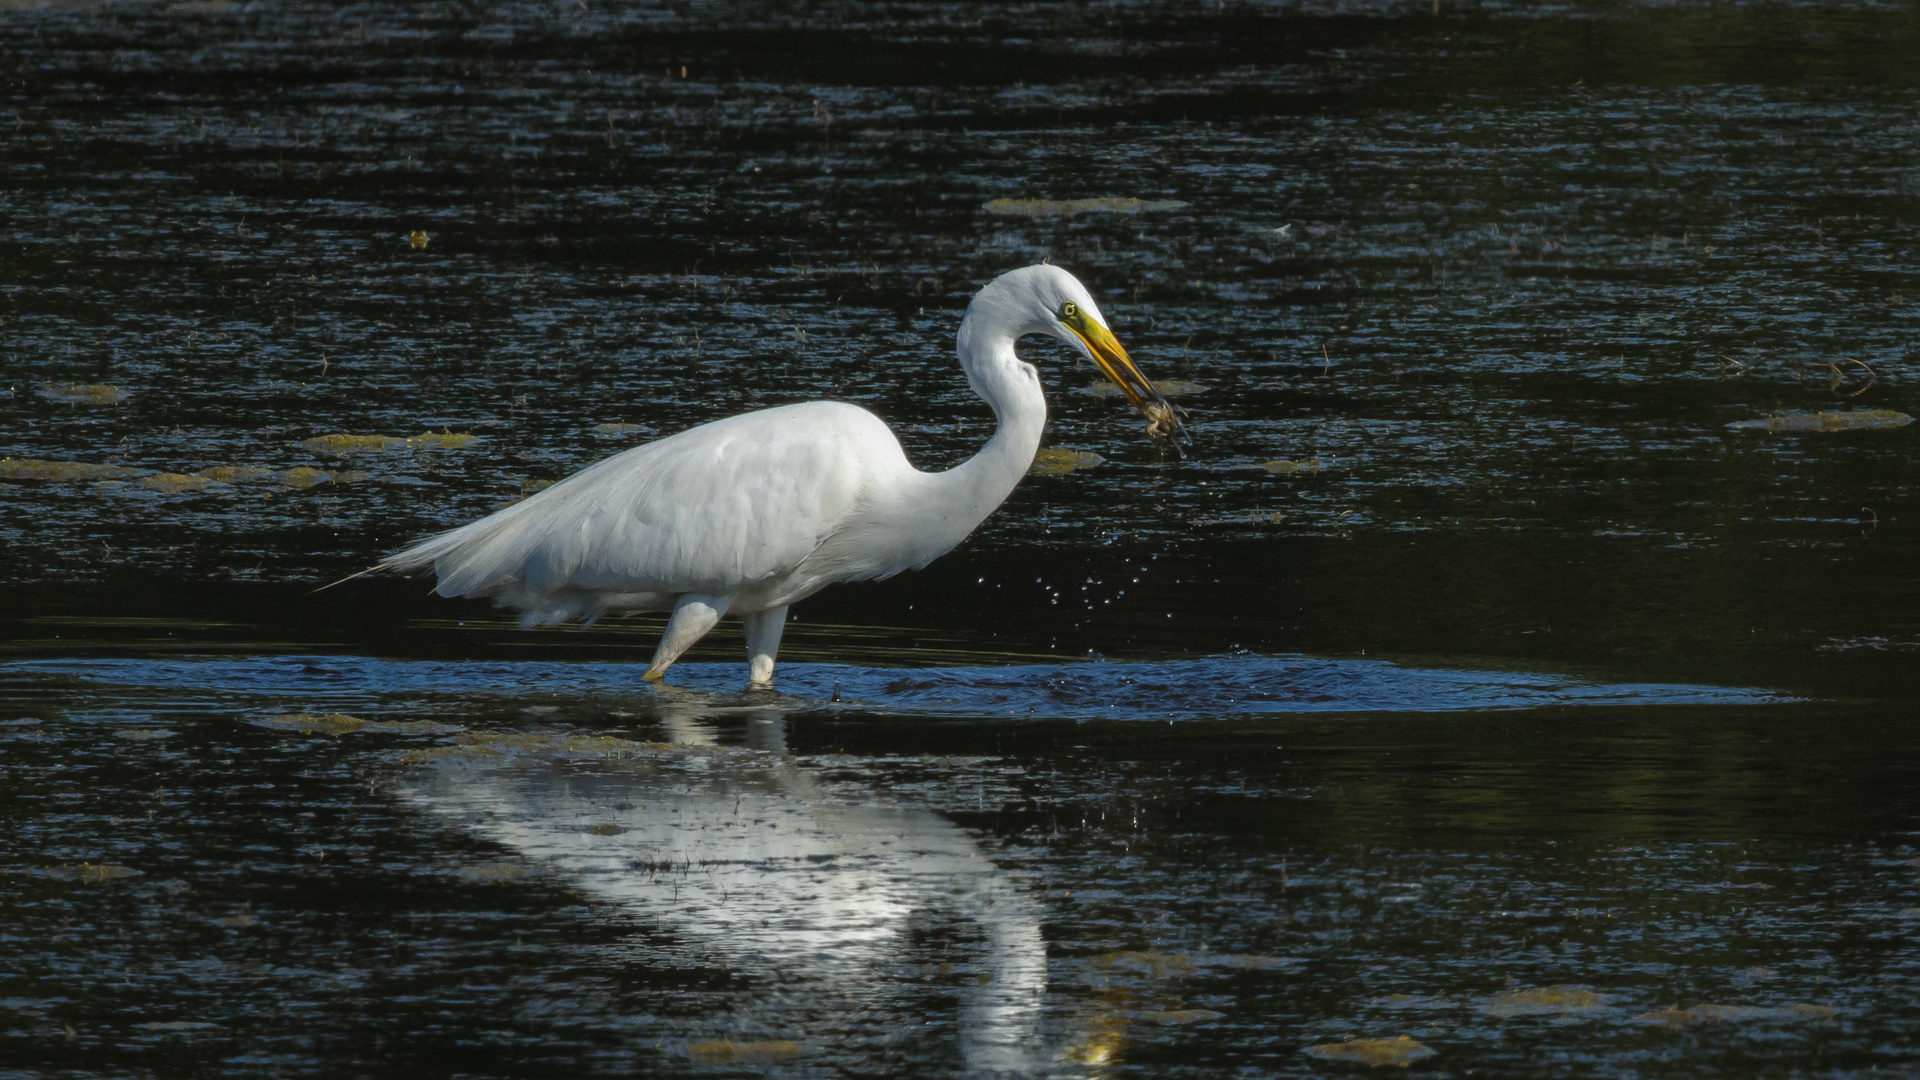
{"left": 401, "top": 698, "right": 1048, "bottom": 1075}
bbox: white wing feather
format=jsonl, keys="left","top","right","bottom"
{"left": 385, "top": 402, "right": 902, "bottom": 619}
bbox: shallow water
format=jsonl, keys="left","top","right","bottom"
{"left": 4, "top": 662, "right": 1917, "bottom": 1077}
{"left": 4, "top": 0, "right": 1920, "bottom": 1075}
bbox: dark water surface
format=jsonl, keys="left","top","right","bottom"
{"left": 5, "top": 0, "right": 1920, "bottom": 1075}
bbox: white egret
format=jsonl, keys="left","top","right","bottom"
{"left": 378, "top": 264, "right": 1187, "bottom": 686}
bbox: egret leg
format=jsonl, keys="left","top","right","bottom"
{"left": 742, "top": 605, "right": 789, "bottom": 687}
{"left": 643, "top": 593, "right": 733, "bottom": 682}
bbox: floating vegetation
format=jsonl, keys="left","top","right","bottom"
{"left": 280, "top": 467, "right": 370, "bottom": 489}
{"left": 0, "top": 458, "right": 140, "bottom": 482}
{"left": 1088, "top": 379, "right": 1208, "bottom": 399}
{"left": 38, "top": 382, "right": 129, "bottom": 404}
{"left": 113, "top": 728, "right": 175, "bottom": 741}
{"left": 300, "top": 430, "right": 478, "bottom": 454}
{"left": 459, "top": 863, "right": 528, "bottom": 884}
{"left": 1304, "top": 1036, "right": 1436, "bottom": 1068}
{"left": 217, "top": 914, "right": 256, "bottom": 927}
{"left": 255, "top": 712, "right": 459, "bottom": 736}
{"left": 594, "top": 422, "right": 646, "bottom": 436}
{"left": 259, "top": 712, "right": 370, "bottom": 736}
{"left": 1031, "top": 449, "right": 1105, "bottom": 475}
{"left": 1482, "top": 985, "right": 1609, "bottom": 1017}
{"left": 1264, "top": 458, "right": 1324, "bottom": 475}
{"left": 33, "top": 863, "right": 143, "bottom": 884}
{"left": 195, "top": 465, "right": 280, "bottom": 484}
{"left": 139, "top": 472, "right": 219, "bottom": 493}
{"left": 411, "top": 430, "right": 478, "bottom": 449}
{"left": 983, "top": 197, "right": 1189, "bottom": 217}
{"left": 687, "top": 1040, "right": 805, "bottom": 1063}
{"left": 586, "top": 823, "right": 626, "bottom": 836}
{"left": 301, "top": 434, "right": 407, "bottom": 453}
{"left": 407, "top": 229, "right": 429, "bottom": 249}
{"left": 1727, "top": 410, "right": 1913, "bottom": 433}
{"left": 1635, "top": 1003, "right": 1836, "bottom": 1028}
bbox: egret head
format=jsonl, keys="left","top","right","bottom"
{"left": 964, "top": 264, "right": 1191, "bottom": 453}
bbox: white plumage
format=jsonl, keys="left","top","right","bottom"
{"left": 381, "top": 264, "right": 1183, "bottom": 686}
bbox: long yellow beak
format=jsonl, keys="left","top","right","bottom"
{"left": 1063, "top": 310, "right": 1190, "bottom": 453}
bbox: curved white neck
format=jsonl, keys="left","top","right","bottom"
{"left": 920, "top": 322, "right": 1047, "bottom": 538}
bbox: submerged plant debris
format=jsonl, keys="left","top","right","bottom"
{"left": 686, "top": 1040, "right": 805, "bottom": 1062}
{"left": 1264, "top": 458, "right": 1324, "bottom": 475}
{"left": 983, "top": 197, "right": 1189, "bottom": 217}
{"left": 1304, "top": 1035, "right": 1436, "bottom": 1067}
{"left": 38, "top": 382, "right": 129, "bottom": 404}
{"left": 1086, "top": 950, "right": 1291, "bottom": 979}
{"left": 255, "top": 712, "right": 459, "bottom": 736}
{"left": 1368, "top": 994, "right": 1450, "bottom": 1010}
{"left": 1635, "top": 1003, "right": 1837, "bottom": 1027}
{"left": 1482, "top": 985, "right": 1610, "bottom": 1017}
{"left": 1092, "top": 950, "right": 1198, "bottom": 979}
{"left": 1031, "top": 448, "right": 1106, "bottom": 475}
{"left": 1087, "top": 379, "right": 1207, "bottom": 398}
{"left": 0, "top": 459, "right": 369, "bottom": 491}
{"left": 301, "top": 431, "right": 479, "bottom": 454}
{"left": 1139, "top": 1008, "right": 1224, "bottom": 1024}
{"left": 1208, "top": 954, "right": 1296, "bottom": 971}
{"left": 31, "top": 863, "right": 144, "bottom": 883}
{"left": 1727, "top": 410, "right": 1914, "bottom": 432}
{"left": 1063, "top": 1026, "right": 1126, "bottom": 1065}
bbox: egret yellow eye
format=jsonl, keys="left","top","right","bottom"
{"left": 1061, "top": 301, "right": 1078, "bottom": 318}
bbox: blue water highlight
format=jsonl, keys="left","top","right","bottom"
{"left": 3, "top": 653, "right": 1797, "bottom": 722}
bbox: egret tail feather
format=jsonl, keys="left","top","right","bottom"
{"left": 308, "top": 563, "right": 386, "bottom": 595}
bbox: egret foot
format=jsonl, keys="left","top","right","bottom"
{"left": 644, "top": 593, "right": 732, "bottom": 681}
{"left": 742, "top": 604, "right": 789, "bottom": 688}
